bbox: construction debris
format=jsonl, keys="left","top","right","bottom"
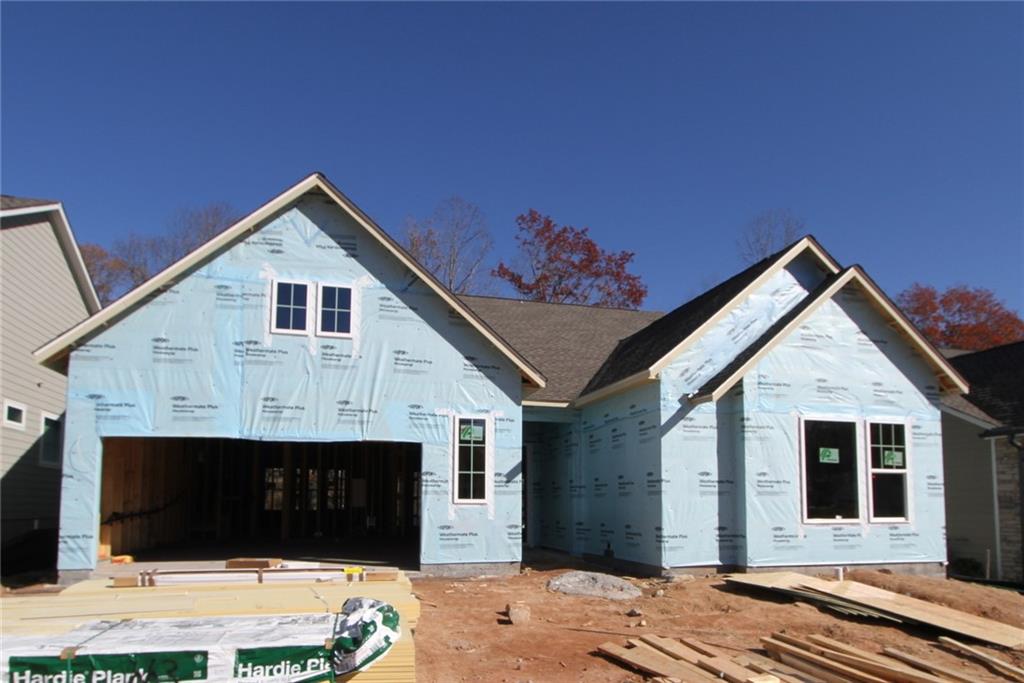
{"left": 507, "top": 602, "right": 531, "bottom": 625}
{"left": 725, "top": 571, "right": 1024, "bottom": 649}
{"left": 938, "top": 636, "right": 1024, "bottom": 681}
{"left": 547, "top": 570, "right": 643, "bottom": 601}
{"left": 599, "top": 635, "right": 783, "bottom": 682}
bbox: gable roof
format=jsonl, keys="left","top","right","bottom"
{"left": 33, "top": 173, "right": 546, "bottom": 389}
{"left": 577, "top": 236, "right": 840, "bottom": 403}
{"left": 949, "top": 341, "right": 1024, "bottom": 429}
{"left": 1, "top": 197, "right": 101, "bottom": 315}
{"left": 687, "top": 266, "right": 970, "bottom": 403}
{"left": 1, "top": 194, "right": 59, "bottom": 210}
{"left": 461, "top": 295, "right": 663, "bottom": 404}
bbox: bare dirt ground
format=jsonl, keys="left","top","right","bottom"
{"left": 412, "top": 564, "right": 1024, "bottom": 683}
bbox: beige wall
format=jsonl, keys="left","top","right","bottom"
{"left": 1, "top": 213, "right": 90, "bottom": 546}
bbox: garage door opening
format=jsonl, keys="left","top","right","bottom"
{"left": 99, "top": 437, "right": 421, "bottom": 569}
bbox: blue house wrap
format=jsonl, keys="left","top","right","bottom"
{"left": 37, "top": 174, "right": 969, "bottom": 576}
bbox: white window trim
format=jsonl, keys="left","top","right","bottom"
{"left": 38, "top": 412, "right": 62, "bottom": 468}
{"left": 315, "top": 282, "right": 356, "bottom": 339}
{"left": 865, "top": 418, "right": 912, "bottom": 524}
{"left": 798, "top": 415, "right": 864, "bottom": 525}
{"left": 269, "top": 279, "right": 314, "bottom": 336}
{"left": 452, "top": 415, "right": 492, "bottom": 506}
{"left": 3, "top": 399, "right": 27, "bottom": 430}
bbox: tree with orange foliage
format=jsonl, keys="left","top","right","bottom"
{"left": 897, "top": 283, "right": 1024, "bottom": 351}
{"left": 493, "top": 210, "right": 647, "bottom": 309}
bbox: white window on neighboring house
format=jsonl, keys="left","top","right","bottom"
{"left": 39, "top": 413, "right": 62, "bottom": 467}
{"left": 270, "top": 280, "right": 312, "bottom": 334}
{"left": 453, "top": 416, "right": 489, "bottom": 504}
{"left": 316, "top": 284, "right": 354, "bottom": 338}
{"left": 868, "top": 422, "right": 909, "bottom": 521}
{"left": 3, "top": 399, "right": 26, "bottom": 430}
{"left": 802, "top": 419, "right": 860, "bottom": 522}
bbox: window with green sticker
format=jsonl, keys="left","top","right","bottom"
{"left": 869, "top": 422, "right": 908, "bottom": 520}
{"left": 455, "top": 417, "right": 487, "bottom": 502}
{"left": 803, "top": 420, "right": 858, "bottom": 520}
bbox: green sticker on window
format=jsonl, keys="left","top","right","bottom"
{"left": 883, "top": 450, "right": 904, "bottom": 468}
{"left": 819, "top": 447, "right": 840, "bottom": 464}
{"left": 460, "top": 423, "right": 483, "bottom": 442}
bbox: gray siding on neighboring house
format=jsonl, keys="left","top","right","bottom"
{"left": 942, "top": 412, "right": 999, "bottom": 576}
{"left": 1, "top": 212, "right": 90, "bottom": 545}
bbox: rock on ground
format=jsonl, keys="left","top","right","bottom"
{"left": 546, "top": 571, "right": 642, "bottom": 601}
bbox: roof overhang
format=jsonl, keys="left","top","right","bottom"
{"left": 33, "top": 173, "right": 546, "bottom": 388}
{"left": 688, "top": 266, "right": 970, "bottom": 403}
{"left": 1, "top": 202, "right": 101, "bottom": 315}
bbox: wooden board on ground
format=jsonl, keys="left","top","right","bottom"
{"left": 938, "top": 636, "right": 1024, "bottom": 680}
{"left": 599, "top": 641, "right": 706, "bottom": 680}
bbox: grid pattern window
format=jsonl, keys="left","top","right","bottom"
{"left": 455, "top": 418, "right": 487, "bottom": 502}
{"left": 273, "top": 281, "right": 309, "bottom": 333}
{"left": 803, "top": 419, "right": 859, "bottom": 521}
{"left": 39, "top": 415, "right": 62, "bottom": 467}
{"left": 318, "top": 285, "right": 352, "bottom": 336}
{"left": 869, "top": 422, "right": 908, "bottom": 520}
{"left": 3, "top": 400, "right": 26, "bottom": 430}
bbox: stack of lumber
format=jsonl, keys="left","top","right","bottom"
{"left": 761, "top": 632, "right": 1015, "bottom": 683}
{"left": 599, "top": 634, "right": 796, "bottom": 682}
{"left": 725, "top": 572, "right": 1024, "bottom": 649}
{"left": 1, "top": 571, "right": 419, "bottom": 682}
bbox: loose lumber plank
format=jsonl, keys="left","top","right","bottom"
{"left": 628, "top": 639, "right": 721, "bottom": 682}
{"left": 769, "top": 651, "right": 856, "bottom": 683}
{"left": 733, "top": 654, "right": 814, "bottom": 683}
{"left": 637, "top": 636, "right": 779, "bottom": 683}
{"left": 881, "top": 647, "right": 988, "bottom": 683}
{"left": 761, "top": 637, "right": 886, "bottom": 683}
{"left": 802, "top": 635, "right": 946, "bottom": 683}
{"left": 938, "top": 636, "right": 1024, "bottom": 681}
{"left": 799, "top": 580, "right": 1024, "bottom": 648}
{"left": 598, "top": 641, "right": 706, "bottom": 681}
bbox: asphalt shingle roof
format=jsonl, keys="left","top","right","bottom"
{"left": 459, "top": 295, "right": 663, "bottom": 402}
{"left": 949, "top": 341, "right": 1024, "bottom": 428}
{"left": 1, "top": 194, "right": 58, "bottom": 211}
{"left": 580, "top": 241, "right": 804, "bottom": 396}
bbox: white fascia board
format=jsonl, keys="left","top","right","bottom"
{"left": 522, "top": 399, "right": 572, "bottom": 408}
{"left": 705, "top": 269, "right": 858, "bottom": 402}
{"left": 32, "top": 173, "right": 546, "bottom": 389}
{"left": 571, "top": 369, "right": 655, "bottom": 408}
{"left": 647, "top": 237, "right": 841, "bottom": 379}
{"left": 0, "top": 203, "right": 63, "bottom": 218}
{"left": 939, "top": 403, "right": 1000, "bottom": 430}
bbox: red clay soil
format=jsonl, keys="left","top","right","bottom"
{"left": 411, "top": 567, "right": 1024, "bottom": 683}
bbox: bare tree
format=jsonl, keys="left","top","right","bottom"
{"left": 84, "top": 202, "right": 238, "bottom": 302}
{"left": 404, "top": 196, "right": 494, "bottom": 294}
{"left": 737, "top": 208, "right": 805, "bottom": 264}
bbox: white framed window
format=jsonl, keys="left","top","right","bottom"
{"left": 270, "top": 280, "right": 313, "bottom": 335}
{"left": 3, "top": 399, "right": 27, "bottom": 430}
{"left": 38, "top": 412, "right": 62, "bottom": 468}
{"left": 800, "top": 417, "right": 862, "bottom": 523}
{"left": 453, "top": 416, "right": 490, "bottom": 504}
{"left": 867, "top": 421, "right": 910, "bottom": 522}
{"left": 316, "top": 283, "right": 354, "bottom": 338}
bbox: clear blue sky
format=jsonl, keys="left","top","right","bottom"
{"left": 3, "top": 2, "right": 1022, "bottom": 313}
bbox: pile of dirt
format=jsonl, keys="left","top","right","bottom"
{"left": 412, "top": 568, "right": 1024, "bottom": 683}
{"left": 547, "top": 570, "right": 642, "bottom": 601}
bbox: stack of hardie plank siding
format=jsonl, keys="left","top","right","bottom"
{"left": 600, "top": 633, "right": 1024, "bottom": 683}
{"left": 0, "top": 565, "right": 418, "bottom": 682}
{"left": 723, "top": 571, "right": 1024, "bottom": 649}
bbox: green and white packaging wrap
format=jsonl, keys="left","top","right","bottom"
{"left": 332, "top": 598, "right": 402, "bottom": 676}
{"left": 2, "top": 600, "right": 400, "bottom": 683}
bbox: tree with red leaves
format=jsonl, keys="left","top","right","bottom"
{"left": 493, "top": 210, "right": 648, "bottom": 309}
{"left": 897, "top": 283, "right": 1024, "bottom": 351}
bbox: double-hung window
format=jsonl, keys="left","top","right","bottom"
{"left": 868, "top": 422, "right": 908, "bottom": 520}
{"left": 317, "top": 284, "right": 353, "bottom": 337}
{"left": 271, "top": 281, "right": 310, "bottom": 334}
{"left": 454, "top": 417, "right": 488, "bottom": 503}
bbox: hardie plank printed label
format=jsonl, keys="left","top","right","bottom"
{"left": 8, "top": 651, "right": 209, "bottom": 682}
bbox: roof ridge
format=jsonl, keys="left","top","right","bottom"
{"left": 458, "top": 292, "right": 660, "bottom": 313}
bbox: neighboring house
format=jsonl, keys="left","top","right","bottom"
{"left": 36, "top": 173, "right": 969, "bottom": 581}
{"left": 1, "top": 195, "right": 101, "bottom": 571}
{"left": 941, "top": 342, "right": 1023, "bottom": 583}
